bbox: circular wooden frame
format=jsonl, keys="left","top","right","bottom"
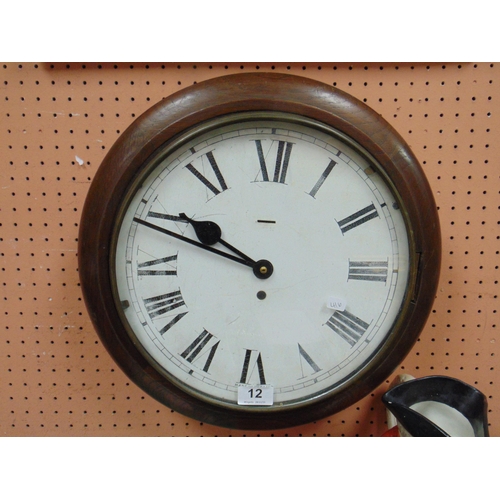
{"left": 79, "top": 73, "right": 441, "bottom": 430}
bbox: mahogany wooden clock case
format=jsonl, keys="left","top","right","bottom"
{"left": 78, "top": 73, "right": 441, "bottom": 430}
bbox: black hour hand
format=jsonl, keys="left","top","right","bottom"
{"left": 177, "top": 213, "right": 273, "bottom": 279}
{"left": 178, "top": 213, "right": 221, "bottom": 246}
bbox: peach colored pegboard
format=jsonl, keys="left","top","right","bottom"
{"left": 1, "top": 62, "right": 498, "bottom": 436}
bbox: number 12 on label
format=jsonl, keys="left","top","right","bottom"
{"left": 237, "top": 384, "right": 274, "bottom": 406}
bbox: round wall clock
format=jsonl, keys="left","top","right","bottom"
{"left": 79, "top": 73, "right": 441, "bottom": 430}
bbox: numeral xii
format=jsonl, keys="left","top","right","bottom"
{"left": 255, "top": 139, "right": 293, "bottom": 183}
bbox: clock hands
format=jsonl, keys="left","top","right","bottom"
{"left": 133, "top": 217, "right": 250, "bottom": 266}
{"left": 178, "top": 213, "right": 261, "bottom": 265}
{"left": 133, "top": 215, "right": 273, "bottom": 279}
{"left": 178, "top": 213, "right": 221, "bottom": 246}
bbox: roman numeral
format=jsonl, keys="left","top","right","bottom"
{"left": 143, "top": 290, "right": 188, "bottom": 335}
{"left": 337, "top": 203, "right": 379, "bottom": 234}
{"left": 186, "top": 151, "right": 228, "bottom": 195}
{"left": 308, "top": 159, "right": 337, "bottom": 198}
{"left": 254, "top": 139, "right": 293, "bottom": 183}
{"left": 239, "top": 349, "right": 266, "bottom": 384}
{"left": 143, "top": 290, "right": 185, "bottom": 319}
{"left": 137, "top": 254, "right": 178, "bottom": 276}
{"left": 180, "top": 330, "right": 220, "bottom": 373}
{"left": 158, "top": 311, "right": 188, "bottom": 335}
{"left": 325, "top": 310, "right": 370, "bottom": 347}
{"left": 348, "top": 260, "right": 389, "bottom": 283}
{"left": 298, "top": 343, "right": 321, "bottom": 377}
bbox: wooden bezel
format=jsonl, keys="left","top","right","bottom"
{"left": 78, "top": 73, "right": 441, "bottom": 430}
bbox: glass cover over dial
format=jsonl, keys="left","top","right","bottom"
{"left": 112, "top": 113, "right": 410, "bottom": 411}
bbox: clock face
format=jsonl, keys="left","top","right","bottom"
{"left": 111, "top": 112, "right": 411, "bottom": 411}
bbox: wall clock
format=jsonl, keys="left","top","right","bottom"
{"left": 79, "top": 73, "right": 441, "bottom": 430}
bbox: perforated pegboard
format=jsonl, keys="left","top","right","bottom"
{"left": 1, "top": 62, "right": 498, "bottom": 436}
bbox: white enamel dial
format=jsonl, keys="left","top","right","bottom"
{"left": 112, "top": 113, "right": 410, "bottom": 410}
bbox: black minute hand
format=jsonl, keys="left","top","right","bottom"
{"left": 133, "top": 217, "right": 254, "bottom": 267}
{"left": 133, "top": 216, "right": 273, "bottom": 279}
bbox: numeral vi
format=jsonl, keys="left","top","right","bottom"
{"left": 240, "top": 349, "right": 266, "bottom": 384}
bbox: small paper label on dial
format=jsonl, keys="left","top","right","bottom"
{"left": 237, "top": 384, "right": 274, "bottom": 406}
{"left": 327, "top": 296, "right": 347, "bottom": 311}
